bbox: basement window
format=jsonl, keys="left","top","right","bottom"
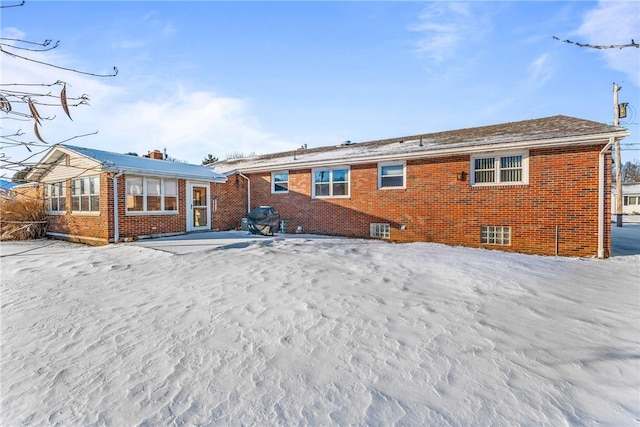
{"left": 370, "top": 223, "right": 391, "bottom": 239}
{"left": 481, "top": 226, "right": 511, "bottom": 245}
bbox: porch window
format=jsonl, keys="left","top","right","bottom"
{"left": 44, "top": 182, "right": 66, "bottom": 213}
{"left": 71, "top": 176, "right": 100, "bottom": 212}
{"left": 164, "top": 180, "right": 178, "bottom": 210}
{"left": 313, "top": 167, "right": 349, "bottom": 198}
{"left": 126, "top": 177, "right": 178, "bottom": 213}
{"left": 471, "top": 151, "right": 528, "bottom": 186}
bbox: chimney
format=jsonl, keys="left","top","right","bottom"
{"left": 148, "top": 149, "right": 164, "bottom": 160}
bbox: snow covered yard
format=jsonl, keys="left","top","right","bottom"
{"left": 1, "top": 229, "right": 639, "bottom": 426}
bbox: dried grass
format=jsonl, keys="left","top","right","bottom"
{"left": 0, "top": 197, "right": 48, "bottom": 241}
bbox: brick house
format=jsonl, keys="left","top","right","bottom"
{"left": 212, "top": 116, "right": 628, "bottom": 258}
{"left": 26, "top": 145, "right": 227, "bottom": 245}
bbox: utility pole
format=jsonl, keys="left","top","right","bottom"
{"left": 613, "top": 83, "right": 623, "bottom": 227}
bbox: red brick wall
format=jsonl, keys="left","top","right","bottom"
{"left": 212, "top": 173, "right": 249, "bottom": 230}
{"left": 45, "top": 174, "right": 191, "bottom": 244}
{"left": 115, "top": 175, "right": 187, "bottom": 240}
{"left": 45, "top": 173, "right": 112, "bottom": 244}
{"left": 234, "top": 144, "right": 610, "bottom": 257}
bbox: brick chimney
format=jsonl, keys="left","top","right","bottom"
{"left": 147, "top": 149, "right": 165, "bottom": 160}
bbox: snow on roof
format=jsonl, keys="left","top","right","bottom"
{"left": 31, "top": 144, "right": 227, "bottom": 182}
{"left": 613, "top": 183, "right": 640, "bottom": 193}
{"left": 213, "top": 115, "right": 625, "bottom": 173}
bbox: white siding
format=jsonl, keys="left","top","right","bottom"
{"left": 42, "top": 154, "right": 102, "bottom": 182}
{"left": 611, "top": 184, "right": 640, "bottom": 215}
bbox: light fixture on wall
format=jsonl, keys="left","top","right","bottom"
{"left": 456, "top": 171, "right": 467, "bottom": 181}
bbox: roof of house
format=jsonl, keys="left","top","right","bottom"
{"left": 213, "top": 115, "right": 628, "bottom": 174}
{"left": 0, "top": 179, "right": 18, "bottom": 191}
{"left": 613, "top": 183, "right": 640, "bottom": 193}
{"left": 27, "top": 144, "right": 227, "bottom": 183}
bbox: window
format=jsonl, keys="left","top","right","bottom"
{"left": 623, "top": 196, "right": 639, "bottom": 206}
{"left": 71, "top": 176, "right": 100, "bottom": 212}
{"left": 164, "top": 180, "right": 178, "bottom": 211}
{"left": 126, "top": 177, "right": 178, "bottom": 213}
{"left": 370, "top": 223, "right": 390, "bottom": 239}
{"left": 481, "top": 226, "right": 511, "bottom": 245}
{"left": 471, "top": 152, "right": 528, "bottom": 185}
{"left": 378, "top": 162, "right": 405, "bottom": 189}
{"left": 44, "top": 182, "right": 66, "bottom": 213}
{"left": 313, "top": 167, "right": 349, "bottom": 198}
{"left": 272, "top": 171, "right": 289, "bottom": 193}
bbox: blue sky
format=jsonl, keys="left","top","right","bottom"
{"left": 1, "top": 1, "right": 638, "bottom": 175}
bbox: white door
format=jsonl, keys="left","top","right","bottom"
{"left": 187, "top": 182, "right": 210, "bottom": 231}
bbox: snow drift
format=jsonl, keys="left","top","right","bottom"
{"left": 1, "top": 230, "right": 638, "bottom": 426}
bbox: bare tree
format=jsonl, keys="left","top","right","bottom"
{"left": 0, "top": 1, "right": 117, "bottom": 179}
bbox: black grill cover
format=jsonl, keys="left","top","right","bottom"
{"left": 246, "top": 206, "right": 280, "bottom": 235}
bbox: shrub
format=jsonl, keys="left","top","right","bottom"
{"left": 0, "top": 197, "right": 48, "bottom": 241}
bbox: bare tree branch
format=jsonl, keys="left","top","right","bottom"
{"left": 1, "top": 46, "right": 118, "bottom": 77}
{"left": 0, "top": 1, "right": 25, "bottom": 9}
{"left": 1, "top": 1, "right": 117, "bottom": 174}
{"left": 553, "top": 36, "right": 639, "bottom": 49}
{"left": 0, "top": 38, "right": 60, "bottom": 52}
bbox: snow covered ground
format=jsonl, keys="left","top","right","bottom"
{"left": 1, "top": 226, "right": 638, "bottom": 426}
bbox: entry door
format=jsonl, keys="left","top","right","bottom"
{"left": 188, "top": 182, "right": 210, "bottom": 231}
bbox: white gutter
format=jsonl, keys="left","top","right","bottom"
{"left": 598, "top": 137, "right": 615, "bottom": 258}
{"left": 237, "top": 171, "right": 251, "bottom": 213}
{"left": 112, "top": 170, "right": 124, "bottom": 243}
{"left": 102, "top": 166, "right": 226, "bottom": 183}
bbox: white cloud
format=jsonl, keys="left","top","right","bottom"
{"left": 575, "top": 1, "right": 640, "bottom": 86}
{"left": 408, "top": 2, "right": 489, "bottom": 63}
{"left": 94, "top": 88, "right": 285, "bottom": 163}
{"left": 0, "top": 42, "right": 291, "bottom": 177}
{"left": 527, "top": 53, "right": 554, "bottom": 89}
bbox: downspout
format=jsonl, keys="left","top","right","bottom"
{"left": 598, "top": 137, "right": 615, "bottom": 258}
{"left": 113, "top": 170, "right": 124, "bottom": 243}
{"left": 237, "top": 171, "right": 251, "bottom": 213}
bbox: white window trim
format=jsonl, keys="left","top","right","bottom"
{"left": 44, "top": 181, "right": 66, "bottom": 214}
{"left": 71, "top": 176, "right": 100, "bottom": 213}
{"left": 271, "top": 170, "right": 289, "bottom": 194}
{"left": 312, "top": 166, "right": 350, "bottom": 199}
{"left": 623, "top": 195, "right": 640, "bottom": 206}
{"left": 378, "top": 160, "right": 406, "bottom": 190}
{"left": 125, "top": 176, "right": 179, "bottom": 214}
{"left": 470, "top": 150, "right": 529, "bottom": 187}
